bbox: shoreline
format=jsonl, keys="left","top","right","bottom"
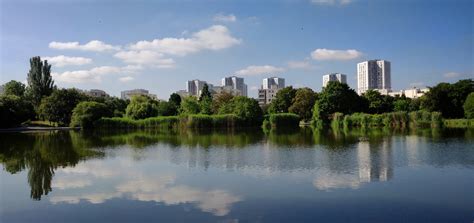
{"left": 0, "top": 126, "right": 81, "bottom": 133}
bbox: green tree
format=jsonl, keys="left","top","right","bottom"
{"left": 91, "top": 96, "right": 128, "bottom": 117}
{"left": 288, "top": 87, "right": 318, "bottom": 121}
{"left": 393, "top": 99, "right": 411, "bottom": 112}
{"left": 199, "top": 84, "right": 212, "bottom": 101}
{"left": 180, "top": 96, "right": 201, "bottom": 114}
{"left": 421, "top": 79, "right": 473, "bottom": 118}
{"left": 362, "top": 90, "right": 394, "bottom": 114}
{"left": 157, "top": 101, "right": 177, "bottom": 116}
{"left": 37, "top": 88, "right": 87, "bottom": 126}
{"left": 0, "top": 95, "right": 35, "bottom": 128}
{"left": 268, "top": 86, "right": 297, "bottom": 113}
{"left": 125, "top": 95, "right": 158, "bottom": 120}
{"left": 464, "top": 92, "right": 474, "bottom": 119}
{"left": 312, "top": 82, "right": 362, "bottom": 123}
{"left": 212, "top": 91, "right": 234, "bottom": 114}
{"left": 3, "top": 80, "right": 26, "bottom": 97}
{"left": 26, "top": 56, "right": 55, "bottom": 107}
{"left": 219, "top": 96, "right": 263, "bottom": 123}
{"left": 169, "top": 93, "right": 182, "bottom": 107}
{"left": 70, "top": 101, "right": 111, "bottom": 128}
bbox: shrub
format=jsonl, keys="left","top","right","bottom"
{"left": 37, "top": 88, "right": 88, "bottom": 126}
{"left": 125, "top": 95, "right": 158, "bottom": 120}
{"left": 70, "top": 101, "right": 111, "bottom": 129}
{"left": 268, "top": 113, "right": 300, "bottom": 128}
{"left": 464, "top": 92, "right": 474, "bottom": 119}
{"left": 95, "top": 116, "right": 179, "bottom": 130}
{"left": 0, "top": 95, "right": 35, "bottom": 128}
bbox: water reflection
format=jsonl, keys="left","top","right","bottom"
{"left": 1, "top": 127, "right": 473, "bottom": 219}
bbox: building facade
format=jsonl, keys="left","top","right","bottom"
{"left": 322, "top": 73, "right": 347, "bottom": 87}
{"left": 357, "top": 60, "right": 391, "bottom": 95}
{"left": 388, "top": 88, "right": 429, "bottom": 99}
{"left": 85, "top": 89, "right": 108, "bottom": 98}
{"left": 121, "top": 89, "right": 156, "bottom": 100}
{"left": 258, "top": 77, "right": 286, "bottom": 106}
{"left": 262, "top": 77, "right": 285, "bottom": 90}
{"left": 221, "top": 76, "right": 248, "bottom": 96}
{"left": 186, "top": 79, "right": 208, "bottom": 97}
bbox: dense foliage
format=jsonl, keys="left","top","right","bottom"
{"left": 362, "top": 90, "right": 393, "bottom": 114}
{"left": 313, "top": 82, "right": 363, "bottom": 123}
{"left": 3, "top": 80, "right": 26, "bottom": 97}
{"left": 288, "top": 88, "right": 317, "bottom": 121}
{"left": 464, "top": 92, "right": 474, "bottom": 119}
{"left": 421, "top": 79, "right": 473, "bottom": 118}
{"left": 70, "top": 101, "right": 111, "bottom": 128}
{"left": 0, "top": 95, "right": 35, "bottom": 128}
{"left": 125, "top": 95, "right": 158, "bottom": 120}
{"left": 27, "top": 56, "right": 55, "bottom": 107}
{"left": 180, "top": 96, "right": 201, "bottom": 114}
{"left": 268, "top": 86, "right": 297, "bottom": 113}
{"left": 38, "top": 88, "right": 88, "bottom": 126}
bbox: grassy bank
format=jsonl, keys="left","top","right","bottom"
{"left": 330, "top": 111, "right": 443, "bottom": 129}
{"left": 95, "top": 114, "right": 261, "bottom": 130}
{"left": 443, "top": 119, "right": 474, "bottom": 128}
{"left": 263, "top": 113, "right": 301, "bottom": 129}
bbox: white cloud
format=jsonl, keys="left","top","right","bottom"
{"left": 287, "top": 60, "right": 313, "bottom": 70}
{"left": 129, "top": 25, "right": 241, "bottom": 56}
{"left": 310, "top": 0, "right": 353, "bottom": 5}
{"left": 313, "top": 173, "right": 361, "bottom": 190}
{"left": 114, "top": 50, "right": 175, "bottom": 68}
{"left": 311, "top": 48, "right": 363, "bottom": 61}
{"left": 443, "top": 72, "right": 462, "bottom": 78}
{"left": 235, "top": 65, "right": 285, "bottom": 76}
{"left": 213, "top": 13, "right": 237, "bottom": 22}
{"left": 43, "top": 55, "right": 92, "bottom": 67}
{"left": 119, "top": 76, "right": 135, "bottom": 83}
{"left": 52, "top": 65, "right": 140, "bottom": 84}
{"left": 49, "top": 40, "right": 120, "bottom": 52}
{"left": 53, "top": 178, "right": 92, "bottom": 189}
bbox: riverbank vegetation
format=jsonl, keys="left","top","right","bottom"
{"left": 1, "top": 56, "right": 473, "bottom": 130}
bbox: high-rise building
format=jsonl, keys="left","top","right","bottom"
{"left": 322, "top": 73, "right": 347, "bottom": 87}
{"left": 85, "top": 89, "right": 108, "bottom": 97}
{"left": 357, "top": 60, "right": 391, "bottom": 95}
{"left": 221, "top": 76, "right": 247, "bottom": 96}
{"left": 262, "top": 77, "right": 285, "bottom": 90}
{"left": 121, "top": 89, "right": 156, "bottom": 100}
{"left": 186, "top": 79, "right": 207, "bottom": 96}
{"left": 258, "top": 77, "right": 286, "bottom": 106}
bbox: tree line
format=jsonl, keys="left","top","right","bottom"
{"left": 1, "top": 56, "right": 473, "bottom": 128}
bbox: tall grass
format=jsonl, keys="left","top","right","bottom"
{"left": 443, "top": 119, "right": 474, "bottom": 128}
{"left": 338, "top": 111, "right": 441, "bottom": 129}
{"left": 267, "top": 113, "right": 301, "bottom": 129}
{"left": 95, "top": 116, "right": 179, "bottom": 130}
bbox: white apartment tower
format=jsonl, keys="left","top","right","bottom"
{"left": 258, "top": 77, "right": 286, "bottom": 106}
{"left": 262, "top": 77, "right": 285, "bottom": 90}
{"left": 186, "top": 79, "right": 207, "bottom": 97}
{"left": 357, "top": 60, "right": 391, "bottom": 95}
{"left": 221, "top": 76, "right": 248, "bottom": 96}
{"left": 322, "top": 73, "right": 347, "bottom": 87}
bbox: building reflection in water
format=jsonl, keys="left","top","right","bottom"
{"left": 357, "top": 139, "right": 393, "bottom": 183}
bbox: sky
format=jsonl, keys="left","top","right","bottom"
{"left": 1, "top": 0, "right": 472, "bottom": 99}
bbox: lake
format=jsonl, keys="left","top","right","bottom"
{"left": 0, "top": 128, "right": 473, "bottom": 223}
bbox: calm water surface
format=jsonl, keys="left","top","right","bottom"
{"left": 0, "top": 128, "right": 473, "bottom": 223}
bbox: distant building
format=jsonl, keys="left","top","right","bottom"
{"left": 121, "top": 89, "right": 156, "bottom": 100}
{"left": 262, "top": 77, "right": 285, "bottom": 90}
{"left": 322, "top": 73, "right": 347, "bottom": 87}
{"left": 186, "top": 79, "right": 208, "bottom": 97}
{"left": 258, "top": 77, "right": 286, "bottom": 106}
{"left": 85, "top": 89, "right": 108, "bottom": 98}
{"left": 388, "top": 88, "right": 429, "bottom": 99}
{"left": 175, "top": 90, "right": 190, "bottom": 98}
{"left": 221, "top": 76, "right": 248, "bottom": 96}
{"left": 357, "top": 60, "right": 391, "bottom": 95}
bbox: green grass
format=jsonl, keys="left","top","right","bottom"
{"left": 443, "top": 119, "right": 474, "bottom": 128}
{"left": 267, "top": 113, "right": 301, "bottom": 129}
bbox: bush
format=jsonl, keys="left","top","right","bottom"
{"left": 268, "top": 113, "right": 300, "bottom": 128}
{"left": 464, "top": 92, "right": 474, "bottom": 119}
{"left": 37, "top": 88, "right": 88, "bottom": 126}
{"left": 125, "top": 95, "right": 158, "bottom": 120}
{"left": 70, "top": 101, "right": 111, "bottom": 129}
{"left": 96, "top": 116, "right": 179, "bottom": 130}
{"left": 0, "top": 95, "right": 35, "bottom": 128}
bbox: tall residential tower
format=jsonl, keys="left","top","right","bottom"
{"left": 357, "top": 60, "right": 391, "bottom": 95}
{"left": 322, "top": 73, "right": 347, "bottom": 87}
{"left": 221, "top": 76, "right": 247, "bottom": 96}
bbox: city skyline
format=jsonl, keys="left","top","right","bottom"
{"left": 1, "top": 0, "right": 472, "bottom": 99}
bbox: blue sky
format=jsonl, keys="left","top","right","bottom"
{"left": 1, "top": 0, "right": 472, "bottom": 98}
